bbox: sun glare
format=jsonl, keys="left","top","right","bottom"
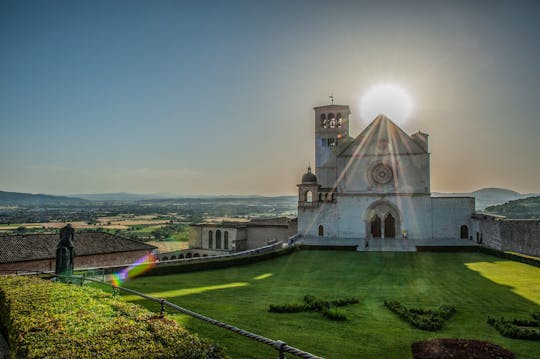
{"left": 360, "top": 83, "right": 413, "bottom": 125}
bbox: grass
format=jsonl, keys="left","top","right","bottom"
{"left": 118, "top": 251, "right": 540, "bottom": 358}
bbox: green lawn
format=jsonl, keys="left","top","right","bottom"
{"left": 120, "top": 251, "right": 540, "bottom": 358}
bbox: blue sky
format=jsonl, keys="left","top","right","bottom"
{"left": 1, "top": 0, "right": 539, "bottom": 195}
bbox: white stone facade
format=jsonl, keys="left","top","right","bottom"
{"left": 297, "top": 104, "right": 475, "bottom": 241}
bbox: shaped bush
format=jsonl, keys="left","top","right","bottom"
{"left": 384, "top": 300, "right": 456, "bottom": 331}
{"left": 0, "top": 275, "right": 225, "bottom": 358}
{"left": 269, "top": 295, "right": 358, "bottom": 321}
{"left": 488, "top": 316, "right": 540, "bottom": 340}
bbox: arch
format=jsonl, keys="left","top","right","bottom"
{"left": 384, "top": 214, "right": 396, "bottom": 238}
{"left": 179, "top": 254, "right": 185, "bottom": 259}
{"left": 194, "top": 253, "right": 200, "bottom": 258}
{"left": 370, "top": 215, "right": 382, "bottom": 238}
{"left": 318, "top": 193, "right": 323, "bottom": 202}
{"left": 186, "top": 253, "right": 192, "bottom": 258}
{"left": 364, "top": 200, "right": 401, "bottom": 239}
{"left": 305, "top": 190, "right": 313, "bottom": 203}
{"left": 162, "top": 256, "right": 169, "bottom": 261}
{"left": 460, "top": 225, "right": 469, "bottom": 239}
{"left": 216, "top": 230, "right": 222, "bottom": 249}
{"left": 318, "top": 225, "right": 324, "bottom": 237}
{"left": 320, "top": 113, "right": 326, "bottom": 127}
{"left": 170, "top": 255, "right": 177, "bottom": 260}
{"left": 203, "top": 254, "right": 208, "bottom": 257}
{"left": 208, "top": 230, "right": 213, "bottom": 248}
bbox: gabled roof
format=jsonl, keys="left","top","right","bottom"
{"left": 338, "top": 114, "right": 427, "bottom": 157}
{"left": 0, "top": 232, "right": 156, "bottom": 264}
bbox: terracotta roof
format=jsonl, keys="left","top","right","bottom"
{"left": 0, "top": 232, "right": 156, "bottom": 264}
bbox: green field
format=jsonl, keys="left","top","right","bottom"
{"left": 120, "top": 251, "right": 540, "bottom": 358}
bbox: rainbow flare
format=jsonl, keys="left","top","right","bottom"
{"left": 110, "top": 252, "right": 157, "bottom": 287}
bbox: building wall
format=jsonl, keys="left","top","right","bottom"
{"left": 298, "top": 194, "right": 435, "bottom": 239}
{"left": 336, "top": 153, "right": 430, "bottom": 194}
{"left": 432, "top": 197, "right": 475, "bottom": 239}
{"left": 246, "top": 226, "right": 289, "bottom": 249}
{"left": 198, "top": 226, "right": 243, "bottom": 251}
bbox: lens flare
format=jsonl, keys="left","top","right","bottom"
{"left": 110, "top": 253, "right": 157, "bottom": 287}
{"left": 360, "top": 83, "right": 413, "bottom": 125}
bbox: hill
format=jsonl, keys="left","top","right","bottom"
{"left": 0, "top": 191, "right": 89, "bottom": 207}
{"left": 484, "top": 196, "right": 540, "bottom": 219}
{"left": 433, "top": 187, "right": 537, "bottom": 210}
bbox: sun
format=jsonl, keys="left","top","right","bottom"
{"left": 360, "top": 83, "right": 413, "bottom": 125}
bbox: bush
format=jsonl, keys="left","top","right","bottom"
{"left": 0, "top": 275, "right": 225, "bottom": 358}
{"left": 384, "top": 300, "right": 456, "bottom": 331}
{"left": 268, "top": 294, "right": 358, "bottom": 321}
{"left": 488, "top": 316, "right": 540, "bottom": 340}
{"left": 322, "top": 307, "right": 347, "bottom": 321}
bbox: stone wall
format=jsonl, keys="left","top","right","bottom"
{"left": 0, "top": 249, "right": 152, "bottom": 273}
{"left": 246, "top": 226, "right": 289, "bottom": 249}
{"left": 473, "top": 214, "right": 540, "bottom": 257}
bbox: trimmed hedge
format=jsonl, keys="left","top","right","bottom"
{"left": 0, "top": 275, "right": 225, "bottom": 358}
{"left": 488, "top": 315, "right": 540, "bottom": 340}
{"left": 384, "top": 300, "right": 456, "bottom": 331}
{"left": 269, "top": 295, "right": 359, "bottom": 321}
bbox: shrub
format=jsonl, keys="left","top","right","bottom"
{"left": 384, "top": 300, "right": 456, "bottom": 331}
{"left": 488, "top": 316, "right": 540, "bottom": 340}
{"left": 322, "top": 307, "right": 347, "bottom": 321}
{"left": 269, "top": 294, "right": 358, "bottom": 321}
{"left": 0, "top": 275, "right": 225, "bottom": 358}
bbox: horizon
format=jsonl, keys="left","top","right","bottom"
{"left": 2, "top": 1, "right": 540, "bottom": 195}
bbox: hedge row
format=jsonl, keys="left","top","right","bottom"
{"left": 488, "top": 315, "right": 540, "bottom": 340}
{"left": 0, "top": 275, "right": 225, "bottom": 358}
{"left": 384, "top": 300, "right": 456, "bottom": 331}
{"left": 268, "top": 295, "right": 358, "bottom": 321}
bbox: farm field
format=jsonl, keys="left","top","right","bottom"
{"left": 120, "top": 251, "right": 540, "bottom": 359}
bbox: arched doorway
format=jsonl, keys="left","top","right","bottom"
{"left": 364, "top": 200, "right": 401, "bottom": 239}
{"left": 384, "top": 214, "right": 396, "bottom": 238}
{"left": 370, "top": 215, "right": 381, "bottom": 238}
{"left": 460, "top": 225, "right": 469, "bottom": 239}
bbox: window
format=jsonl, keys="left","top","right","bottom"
{"left": 224, "top": 231, "right": 229, "bottom": 249}
{"left": 305, "top": 190, "right": 313, "bottom": 203}
{"left": 318, "top": 225, "right": 324, "bottom": 236}
{"left": 320, "top": 113, "right": 326, "bottom": 127}
{"left": 208, "top": 230, "right": 213, "bottom": 248}
{"left": 216, "top": 230, "right": 222, "bottom": 249}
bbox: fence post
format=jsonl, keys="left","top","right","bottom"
{"left": 273, "top": 340, "right": 286, "bottom": 359}
{"left": 159, "top": 299, "right": 166, "bottom": 317}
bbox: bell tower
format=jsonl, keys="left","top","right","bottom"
{"left": 314, "top": 104, "right": 350, "bottom": 187}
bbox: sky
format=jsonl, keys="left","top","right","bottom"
{"left": 1, "top": 0, "right": 539, "bottom": 195}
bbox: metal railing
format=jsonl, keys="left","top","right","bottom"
{"left": 48, "top": 273, "right": 323, "bottom": 359}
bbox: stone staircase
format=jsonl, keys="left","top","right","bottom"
{"left": 356, "top": 238, "right": 417, "bottom": 252}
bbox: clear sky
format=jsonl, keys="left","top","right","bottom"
{"left": 1, "top": 0, "right": 539, "bottom": 195}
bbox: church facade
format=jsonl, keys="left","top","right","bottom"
{"left": 297, "top": 104, "right": 475, "bottom": 242}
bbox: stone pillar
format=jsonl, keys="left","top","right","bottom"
{"left": 55, "top": 224, "right": 75, "bottom": 278}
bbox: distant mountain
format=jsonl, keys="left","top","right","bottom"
{"left": 432, "top": 187, "right": 537, "bottom": 210}
{"left": 484, "top": 196, "right": 540, "bottom": 219}
{"left": 69, "top": 193, "right": 271, "bottom": 202}
{"left": 0, "top": 191, "right": 89, "bottom": 207}
{"left": 68, "top": 192, "right": 174, "bottom": 201}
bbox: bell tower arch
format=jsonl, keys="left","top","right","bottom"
{"left": 313, "top": 104, "right": 350, "bottom": 188}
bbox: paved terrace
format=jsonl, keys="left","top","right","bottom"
{"left": 295, "top": 236, "right": 479, "bottom": 252}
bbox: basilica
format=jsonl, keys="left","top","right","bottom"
{"left": 296, "top": 104, "right": 475, "bottom": 243}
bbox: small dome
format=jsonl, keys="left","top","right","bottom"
{"left": 301, "top": 166, "right": 318, "bottom": 184}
